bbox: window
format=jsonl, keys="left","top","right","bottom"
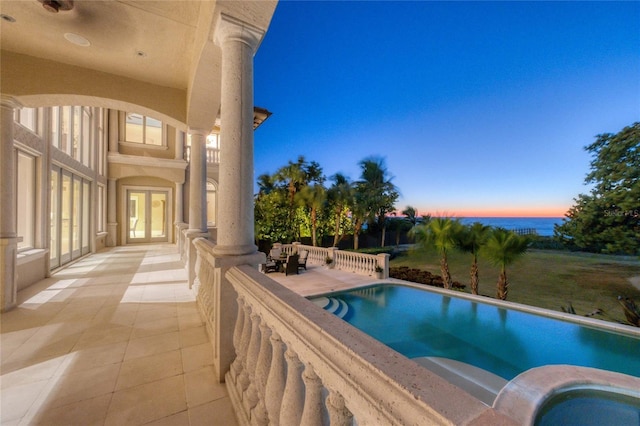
{"left": 51, "top": 107, "right": 60, "bottom": 149}
{"left": 82, "top": 108, "right": 91, "bottom": 167}
{"left": 97, "top": 109, "right": 105, "bottom": 175}
{"left": 51, "top": 106, "right": 93, "bottom": 165}
{"left": 17, "top": 108, "right": 38, "bottom": 133}
{"left": 16, "top": 152, "right": 36, "bottom": 250}
{"left": 59, "top": 106, "right": 71, "bottom": 154}
{"left": 125, "top": 113, "right": 164, "bottom": 146}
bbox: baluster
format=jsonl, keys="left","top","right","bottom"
{"left": 327, "top": 390, "right": 353, "bottom": 425}
{"left": 236, "top": 303, "right": 253, "bottom": 397}
{"left": 301, "top": 365, "right": 327, "bottom": 425}
{"left": 243, "top": 312, "right": 262, "bottom": 413}
{"left": 279, "top": 349, "right": 305, "bottom": 426}
{"left": 228, "top": 295, "right": 246, "bottom": 386}
{"left": 265, "top": 333, "right": 286, "bottom": 425}
{"left": 250, "top": 321, "right": 272, "bottom": 425}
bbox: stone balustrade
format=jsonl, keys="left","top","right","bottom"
{"left": 185, "top": 145, "right": 220, "bottom": 165}
{"left": 223, "top": 264, "right": 502, "bottom": 425}
{"left": 279, "top": 243, "right": 389, "bottom": 278}
{"left": 192, "top": 239, "right": 639, "bottom": 426}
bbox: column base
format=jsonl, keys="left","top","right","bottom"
{"left": 213, "top": 243, "right": 259, "bottom": 257}
{"left": 0, "top": 237, "right": 18, "bottom": 312}
{"left": 106, "top": 222, "right": 118, "bottom": 247}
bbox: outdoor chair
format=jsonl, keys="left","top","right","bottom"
{"left": 263, "top": 258, "right": 278, "bottom": 273}
{"left": 268, "top": 247, "right": 282, "bottom": 260}
{"left": 298, "top": 250, "right": 308, "bottom": 271}
{"left": 285, "top": 254, "right": 299, "bottom": 276}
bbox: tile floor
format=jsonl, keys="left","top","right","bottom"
{"left": 1, "top": 245, "right": 236, "bottom": 426}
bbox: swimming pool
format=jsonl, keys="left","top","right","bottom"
{"left": 310, "top": 284, "right": 640, "bottom": 380}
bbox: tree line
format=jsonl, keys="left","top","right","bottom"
{"left": 555, "top": 122, "right": 639, "bottom": 255}
{"left": 255, "top": 155, "right": 401, "bottom": 249}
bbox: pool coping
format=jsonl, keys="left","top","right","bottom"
{"left": 493, "top": 365, "right": 640, "bottom": 425}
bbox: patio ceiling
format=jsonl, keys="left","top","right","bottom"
{"left": 0, "top": 0, "right": 276, "bottom": 130}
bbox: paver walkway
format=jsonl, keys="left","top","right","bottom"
{"left": 1, "top": 245, "right": 236, "bottom": 426}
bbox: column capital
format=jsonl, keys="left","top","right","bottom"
{"left": 188, "top": 127, "right": 209, "bottom": 138}
{"left": 1, "top": 95, "right": 22, "bottom": 110}
{"left": 214, "top": 13, "right": 264, "bottom": 53}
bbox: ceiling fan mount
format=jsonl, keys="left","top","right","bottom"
{"left": 37, "top": 0, "right": 74, "bottom": 13}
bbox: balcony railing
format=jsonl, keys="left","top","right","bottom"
{"left": 191, "top": 238, "right": 640, "bottom": 425}
{"left": 184, "top": 146, "right": 220, "bottom": 165}
{"left": 277, "top": 243, "right": 389, "bottom": 278}
{"left": 191, "top": 239, "right": 521, "bottom": 425}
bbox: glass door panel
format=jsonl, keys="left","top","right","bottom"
{"left": 82, "top": 180, "right": 90, "bottom": 255}
{"left": 71, "top": 177, "right": 81, "bottom": 258}
{"left": 128, "top": 191, "right": 146, "bottom": 241}
{"left": 150, "top": 192, "right": 167, "bottom": 239}
{"left": 50, "top": 169, "right": 59, "bottom": 268}
{"left": 60, "top": 172, "right": 72, "bottom": 264}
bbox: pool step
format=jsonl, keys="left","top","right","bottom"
{"left": 412, "top": 356, "right": 508, "bottom": 406}
{"left": 312, "top": 296, "right": 350, "bottom": 319}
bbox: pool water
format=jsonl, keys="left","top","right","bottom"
{"left": 310, "top": 284, "right": 640, "bottom": 380}
{"left": 535, "top": 389, "right": 640, "bottom": 426}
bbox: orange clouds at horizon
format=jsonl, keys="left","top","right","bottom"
{"left": 406, "top": 206, "right": 568, "bottom": 218}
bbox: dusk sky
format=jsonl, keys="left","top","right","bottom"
{"left": 253, "top": 1, "right": 640, "bottom": 218}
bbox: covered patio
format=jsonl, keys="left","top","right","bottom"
{"left": 0, "top": 244, "right": 377, "bottom": 425}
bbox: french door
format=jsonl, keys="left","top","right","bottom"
{"left": 50, "top": 167, "right": 91, "bottom": 269}
{"left": 126, "top": 189, "right": 169, "bottom": 243}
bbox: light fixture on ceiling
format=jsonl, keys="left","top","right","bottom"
{"left": 1, "top": 14, "right": 16, "bottom": 23}
{"left": 135, "top": 50, "right": 147, "bottom": 58}
{"left": 64, "top": 32, "right": 90, "bottom": 47}
{"left": 37, "top": 0, "right": 74, "bottom": 13}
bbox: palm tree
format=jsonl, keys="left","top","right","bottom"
{"left": 275, "top": 156, "right": 324, "bottom": 241}
{"left": 297, "top": 184, "right": 326, "bottom": 246}
{"left": 481, "top": 228, "right": 529, "bottom": 300}
{"left": 456, "top": 222, "right": 491, "bottom": 295}
{"left": 356, "top": 157, "right": 398, "bottom": 247}
{"left": 414, "top": 217, "right": 461, "bottom": 289}
{"left": 327, "top": 173, "right": 352, "bottom": 247}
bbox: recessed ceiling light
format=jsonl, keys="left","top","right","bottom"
{"left": 1, "top": 14, "right": 16, "bottom": 23}
{"left": 64, "top": 32, "right": 90, "bottom": 47}
{"left": 135, "top": 50, "right": 147, "bottom": 58}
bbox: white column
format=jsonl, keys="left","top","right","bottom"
{"left": 106, "top": 178, "right": 117, "bottom": 247}
{"left": 188, "top": 128, "right": 207, "bottom": 233}
{"left": 213, "top": 14, "right": 264, "bottom": 257}
{"left": 174, "top": 128, "right": 185, "bottom": 224}
{"left": 106, "top": 109, "right": 118, "bottom": 246}
{"left": 108, "top": 109, "right": 119, "bottom": 153}
{"left": 0, "top": 96, "right": 21, "bottom": 311}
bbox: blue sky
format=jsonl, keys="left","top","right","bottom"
{"left": 253, "top": 1, "right": 640, "bottom": 218}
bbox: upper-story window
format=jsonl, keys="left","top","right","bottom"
{"left": 51, "top": 106, "right": 93, "bottom": 168}
{"left": 14, "top": 107, "right": 38, "bottom": 133}
{"left": 125, "top": 113, "right": 163, "bottom": 146}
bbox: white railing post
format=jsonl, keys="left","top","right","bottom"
{"left": 326, "top": 391, "right": 353, "bottom": 426}
{"left": 228, "top": 295, "right": 245, "bottom": 387}
{"left": 301, "top": 364, "right": 327, "bottom": 425}
{"left": 250, "top": 321, "right": 272, "bottom": 425}
{"left": 279, "top": 349, "right": 305, "bottom": 425}
{"left": 236, "top": 303, "right": 253, "bottom": 397}
{"left": 377, "top": 253, "right": 390, "bottom": 278}
{"left": 265, "top": 332, "right": 286, "bottom": 425}
{"left": 243, "top": 312, "right": 262, "bottom": 413}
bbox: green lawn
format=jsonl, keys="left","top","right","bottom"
{"left": 390, "top": 248, "right": 640, "bottom": 325}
